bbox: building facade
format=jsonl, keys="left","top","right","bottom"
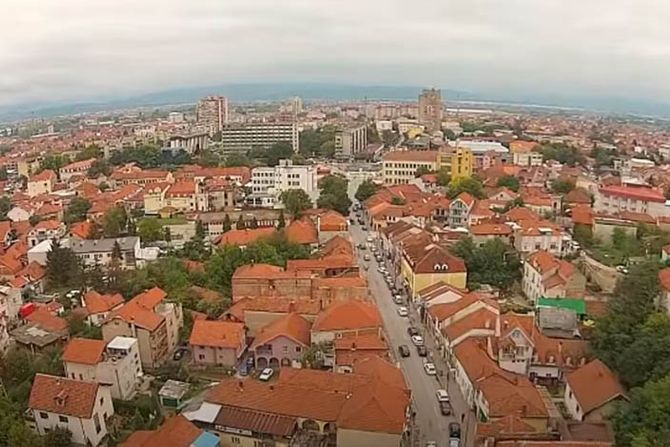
{"left": 335, "top": 125, "right": 368, "bottom": 158}
{"left": 418, "top": 88, "right": 443, "bottom": 133}
{"left": 196, "top": 96, "right": 229, "bottom": 133}
{"left": 221, "top": 122, "right": 299, "bottom": 153}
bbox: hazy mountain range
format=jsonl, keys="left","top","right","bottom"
{"left": 2, "top": 83, "right": 670, "bottom": 122}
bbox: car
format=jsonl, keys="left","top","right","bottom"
{"left": 358, "top": 244, "right": 367, "bottom": 250}
{"left": 366, "top": 235, "right": 374, "bottom": 242}
{"left": 173, "top": 350, "right": 185, "bottom": 361}
{"left": 407, "top": 326, "right": 419, "bottom": 336}
{"left": 449, "top": 422, "right": 462, "bottom": 439}
{"left": 363, "top": 254, "right": 370, "bottom": 261}
{"left": 417, "top": 345, "right": 428, "bottom": 357}
{"left": 393, "top": 295, "right": 403, "bottom": 305}
{"left": 616, "top": 265, "right": 629, "bottom": 274}
{"left": 378, "top": 267, "right": 386, "bottom": 273}
{"left": 423, "top": 362, "right": 436, "bottom": 375}
{"left": 259, "top": 368, "right": 274, "bottom": 381}
{"left": 436, "top": 389, "right": 450, "bottom": 402}
{"left": 425, "top": 443, "right": 437, "bottom": 447}
{"left": 439, "top": 401, "right": 452, "bottom": 416}
{"left": 449, "top": 440, "right": 460, "bottom": 447}
{"left": 398, "top": 345, "right": 410, "bottom": 357}
{"left": 411, "top": 335, "right": 424, "bottom": 346}
{"left": 362, "top": 226, "right": 368, "bottom": 231}
{"left": 397, "top": 307, "right": 409, "bottom": 317}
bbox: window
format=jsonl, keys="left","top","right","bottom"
{"left": 282, "top": 345, "right": 289, "bottom": 354}
{"left": 231, "top": 437, "right": 241, "bottom": 444}
{"left": 40, "top": 412, "right": 48, "bottom": 419}
{"left": 100, "top": 397, "right": 104, "bottom": 406}
{"left": 59, "top": 415, "right": 68, "bottom": 423}
{"left": 295, "top": 346, "right": 302, "bottom": 353}
{"left": 199, "top": 354, "right": 205, "bottom": 360}
{"left": 94, "top": 414, "right": 101, "bottom": 433}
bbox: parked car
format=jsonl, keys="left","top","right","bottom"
{"left": 417, "top": 345, "right": 428, "bottom": 357}
{"left": 393, "top": 295, "right": 403, "bottom": 305}
{"left": 358, "top": 243, "right": 367, "bottom": 250}
{"left": 259, "top": 368, "right": 274, "bottom": 381}
{"left": 423, "top": 362, "right": 436, "bottom": 375}
{"left": 366, "top": 235, "right": 374, "bottom": 242}
{"left": 398, "top": 345, "right": 410, "bottom": 357}
{"left": 439, "top": 401, "right": 452, "bottom": 416}
{"left": 449, "top": 422, "right": 462, "bottom": 439}
{"left": 411, "top": 335, "right": 424, "bottom": 346}
{"left": 436, "top": 389, "right": 450, "bottom": 402}
{"left": 407, "top": 327, "right": 420, "bottom": 336}
{"left": 362, "top": 226, "right": 368, "bottom": 231}
{"left": 363, "top": 254, "right": 370, "bottom": 261}
{"left": 397, "top": 307, "right": 409, "bottom": 317}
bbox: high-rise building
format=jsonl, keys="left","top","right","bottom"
{"left": 291, "top": 96, "right": 303, "bottom": 114}
{"left": 418, "top": 88, "right": 443, "bottom": 133}
{"left": 335, "top": 125, "right": 368, "bottom": 158}
{"left": 220, "top": 122, "right": 299, "bottom": 153}
{"left": 196, "top": 96, "right": 229, "bottom": 133}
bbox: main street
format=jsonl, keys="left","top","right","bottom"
{"left": 349, "top": 222, "right": 474, "bottom": 447}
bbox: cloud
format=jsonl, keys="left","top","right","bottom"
{"left": 1, "top": 0, "right": 669, "bottom": 107}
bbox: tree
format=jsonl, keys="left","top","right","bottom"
{"left": 137, "top": 218, "right": 164, "bottom": 242}
{"left": 538, "top": 143, "right": 585, "bottom": 166}
{"left": 266, "top": 141, "right": 294, "bottom": 166}
{"left": 317, "top": 175, "right": 351, "bottom": 215}
{"left": 415, "top": 166, "right": 432, "bottom": 177}
{"left": 249, "top": 217, "right": 259, "bottom": 229}
{"left": 447, "top": 176, "right": 485, "bottom": 199}
{"left": 452, "top": 238, "right": 521, "bottom": 292}
{"left": 87, "top": 220, "right": 103, "bottom": 239}
{"left": 235, "top": 214, "right": 246, "bottom": 230}
{"left": 573, "top": 224, "right": 594, "bottom": 248}
{"left": 280, "top": 189, "right": 313, "bottom": 218}
{"left": 28, "top": 215, "right": 41, "bottom": 227}
{"left": 87, "top": 159, "right": 111, "bottom": 177}
{"left": 391, "top": 196, "right": 406, "bottom": 206}
{"left": 497, "top": 175, "right": 520, "bottom": 192}
{"left": 277, "top": 209, "right": 286, "bottom": 230}
{"left": 195, "top": 220, "right": 206, "bottom": 240}
{"left": 551, "top": 179, "right": 576, "bottom": 194}
{"left": 39, "top": 154, "right": 68, "bottom": 172}
{"left": 63, "top": 197, "right": 91, "bottom": 225}
{"left": 45, "top": 239, "right": 82, "bottom": 290}
{"left": 222, "top": 214, "right": 232, "bottom": 232}
{"left": 224, "top": 153, "right": 252, "bottom": 167}
{"left": 44, "top": 427, "right": 72, "bottom": 447}
{"left": 75, "top": 144, "right": 102, "bottom": 161}
{"left": 436, "top": 167, "right": 451, "bottom": 187}
{"left": 616, "top": 312, "right": 670, "bottom": 388}
{"left": 102, "top": 206, "right": 127, "bottom": 237}
{"left": 163, "top": 227, "right": 171, "bottom": 243}
{"left": 355, "top": 179, "right": 380, "bottom": 203}
{"left": 0, "top": 394, "right": 43, "bottom": 447}
{"left": 0, "top": 168, "right": 8, "bottom": 181}
{"left": 0, "top": 197, "right": 11, "bottom": 220}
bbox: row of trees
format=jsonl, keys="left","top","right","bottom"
{"left": 280, "top": 174, "right": 352, "bottom": 217}
{"left": 451, "top": 238, "right": 521, "bottom": 293}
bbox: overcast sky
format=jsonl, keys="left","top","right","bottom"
{"left": 1, "top": 0, "right": 669, "bottom": 108}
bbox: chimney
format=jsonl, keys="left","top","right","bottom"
{"left": 503, "top": 320, "right": 509, "bottom": 329}
{"left": 558, "top": 341, "right": 563, "bottom": 355}
{"left": 484, "top": 319, "right": 491, "bottom": 329}
{"left": 269, "top": 385, "right": 274, "bottom": 391}
{"left": 350, "top": 342, "right": 357, "bottom": 351}
{"left": 238, "top": 381, "right": 244, "bottom": 391}
{"left": 288, "top": 301, "right": 296, "bottom": 313}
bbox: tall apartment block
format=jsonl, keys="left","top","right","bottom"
{"left": 221, "top": 122, "right": 299, "bottom": 153}
{"left": 418, "top": 88, "right": 443, "bottom": 133}
{"left": 335, "top": 125, "right": 368, "bottom": 158}
{"left": 196, "top": 96, "right": 229, "bottom": 133}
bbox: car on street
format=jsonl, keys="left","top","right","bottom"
{"left": 366, "top": 235, "right": 374, "bottom": 242}
{"left": 358, "top": 243, "right": 367, "bottom": 250}
{"left": 259, "top": 368, "right": 274, "bottom": 381}
{"left": 363, "top": 254, "right": 370, "bottom": 261}
{"left": 439, "top": 401, "right": 452, "bottom": 416}
{"left": 436, "top": 389, "right": 450, "bottom": 402}
{"left": 449, "top": 439, "right": 460, "bottom": 447}
{"left": 423, "top": 362, "right": 436, "bottom": 375}
{"left": 449, "top": 422, "right": 462, "bottom": 439}
{"left": 417, "top": 345, "right": 428, "bottom": 357}
{"left": 362, "top": 226, "right": 368, "bottom": 231}
{"left": 378, "top": 267, "right": 386, "bottom": 274}
{"left": 407, "top": 326, "right": 419, "bottom": 336}
{"left": 398, "top": 345, "right": 410, "bottom": 357}
{"left": 425, "top": 443, "right": 437, "bottom": 447}
{"left": 411, "top": 335, "right": 424, "bottom": 346}
{"left": 393, "top": 295, "right": 403, "bottom": 305}
{"left": 397, "top": 306, "right": 409, "bottom": 317}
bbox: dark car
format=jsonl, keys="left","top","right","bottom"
{"left": 439, "top": 401, "right": 452, "bottom": 416}
{"left": 398, "top": 345, "right": 410, "bottom": 358}
{"left": 407, "top": 327, "right": 420, "bottom": 336}
{"left": 449, "top": 422, "right": 462, "bottom": 439}
{"left": 417, "top": 345, "right": 428, "bottom": 357}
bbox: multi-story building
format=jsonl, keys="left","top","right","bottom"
{"left": 28, "top": 374, "right": 114, "bottom": 447}
{"left": 522, "top": 250, "right": 585, "bottom": 303}
{"left": 335, "top": 125, "right": 368, "bottom": 158}
{"left": 101, "top": 287, "right": 183, "bottom": 368}
{"left": 59, "top": 158, "right": 96, "bottom": 182}
{"left": 27, "top": 169, "right": 57, "bottom": 197}
{"left": 221, "top": 122, "right": 299, "bottom": 153}
{"left": 440, "top": 147, "right": 473, "bottom": 180}
{"left": 196, "top": 96, "right": 229, "bottom": 133}
{"left": 382, "top": 150, "right": 440, "bottom": 185}
{"left": 510, "top": 141, "right": 543, "bottom": 167}
{"left": 189, "top": 320, "right": 247, "bottom": 367}
{"left": 27, "top": 220, "right": 66, "bottom": 247}
{"left": 62, "top": 336, "right": 143, "bottom": 400}
{"left": 418, "top": 88, "right": 443, "bottom": 133}
{"left": 249, "top": 159, "right": 318, "bottom": 206}
{"left": 594, "top": 183, "right": 670, "bottom": 218}
{"left": 70, "top": 237, "right": 141, "bottom": 270}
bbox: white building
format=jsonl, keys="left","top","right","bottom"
{"left": 28, "top": 374, "right": 114, "bottom": 447}
{"left": 221, "top": 122, "right": 299, "bottom": 152}
{"left": 594, "top": 184, "right": 670, "bottom": 218}
{"left": 335, "top": 125, "right": 368, "bottom": 158}
{"left": 70, "top": 237, "right": 142, "bottom": 269}
{"left": 249, "top": 159, "right": 318, "bottom": 207}
{"left": 63, "top": 337, "right": 143, "bottom": 400}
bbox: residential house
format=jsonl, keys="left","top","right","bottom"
{"left": 285, "top": 217, "right": 319, "bottom": 249}
{"left": 216, "top": 227, "right": 277, "bottom": 248}
{"left": 80, "top": 290, "right": 125, "bottom": 326}
{"left": 70, "top": 236, "right": 141, "bottom": 269}
{"left": 232, "top": 263, "right": 312, "bottom": 300}
{"left": 102, "top": 287, "right": 183, "bottom": 368}
{"left": 62, "top": 336, "right": 143, "bottom": 400}
{"left": 470, "top": 223, "right": 513, "bottom": 246}
{"left": 250, "top": 312, "right": 311, "bottom": 369}
{"left": 314, "top": 209, "right": 349, "bottom": 243}
{"left": 512, "top": 219, "right": 567, "bottom": 257}
{"left": 109, "top": 166, "right": 173, "bottom": 188}
{"left": 28, "top": 374, "right": 114, "bottom": 447}
{"left": 222, "top": 296, "right": 321, "bottom": 336}
{"left": 11, "top": 307, "right": 69, "bottom": 353}
{"left": 27, "top": 220, "right": 66, "bottom": 247}
{"left": 510, "top": 141, "right": 542, "bottom": 167}
{"left": 311, "top": 300, "right": 383, "bottom": 344}
{"left": 400, "top": 241, "right": 467, "bottom": 297}
{"left": 120, "top": 415, "right": 220, "bottom": 447}
{"left": 523, "top": 251, "right": 585, "bottom": 303}
{"left": 448, "top": 192, "right": 475, "bottom": 228}
{"left": 382, "top": 150, "right": 440, "bottom": 185}
{"left": 27, "top": 170, "right": 57, "bottom": 197}
{"left": 415, "top": 281, "right": 466, "bottom": 307}
{"left": 564, "top": 359, "right": 626, "bottom": 422}
{"left": 59, "top": 158, "right": 96, "bottom": 182}
{"left": 334, "top": 333, "right": 390, "bottom": 373}
{"left": 594, "top": 184, "right": 670, "bottom": 218}
{"left": 189, "top": 320, "right": 247, "bottom": 367}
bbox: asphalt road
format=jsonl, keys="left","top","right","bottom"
{"left": 349, "top": 222, "right": 468, "bottom": 447}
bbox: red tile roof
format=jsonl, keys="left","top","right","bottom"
{"left": 566, "top": 359, "right": 626, "bottom": 415}
{"left": 251, "top": 313, "right": 311, "bottom": 349}
{"left": 120, "top": 415, "right": 203, "bottom": 447}
{"left": 658, "top": 268, "right": 670, "bottom": 292}
{"left": 83, "top": 290, "right": 124, "bottom": 315}
{"left": 217, "top": 227, "right": 276, "bottom": 247}
{"left": 189, "top": 320, "right": 245, "bottom": 349}
{"left": 29, "top": 374, "right": 100, "bottom": 418}
{"left": 599, "top": 185, "right": 666, "bottom": 203}
{"left": 25, "top": 307, "right": 68, "bottom": 333}
{"left": 30, "top": 169, "right": 57, "bottom": 182}
{"left": 108, "top": 287, "right": 167, "bottom": 331}
{"left": 285, "top": 217, "right": 318, "bottom": 245}
{"left": 62, "top": 337, "right": 106, "bottom": 365}
{"left": 313, "top": 300, "right": 382, "bottom": 332}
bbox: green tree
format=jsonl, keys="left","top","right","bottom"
{"left": 0, "top": 168, "right": 8, "bottom": 181}
{"left": 44, "top": 426, "right": 73, "bottom": 447}
{"left": 103, "top": 206, "right": 127, "bottom": 237}
{"left": 277, "top": 209, "right": 286, "bottom": 230}
{"left": 249, "top": 217, "right": 259, "bottom": 229}
{"left": 266, "top": 141, "right": 294, "bottom": 166}
{"left": 496, "top": 175, "right": 520, "bottom": 192}
{"left": 447, "top": 176, "right": 485, "bottom": 199}
{"left": 616, "top": 313, "right": 670, "bottom": 388}
{"left": 28, "top": 215, "right": 41, "bottom": 227}
{"left": 224, "top": 153, "right": 252, "bottom": 167}
{"left": 195, "top": 220, "right": 205, "bottom": 240}
{"left": 355, "top": 179, "right": 381, "bottom": 202}
{"left": 0, "top": 197, "right": 11, "bottom": 220}
{"left": 452, "top": 238, "right": 521, "bottom": 292}
{"left": 280, "top": 189, "right": 313, "bottom": 218}
{"left": 539, "top": 143, "right": 585, "bottom": 166}
{"left": 75, "top": 144, "right": 102, "bottom": 161}
{"left": 87, "top": 159, "right": 111, "bottom": 177}
{"left": 39, "top": 154, "right": 68, "bottom": 172}
{"left": 0, "top": 394, "right": 43, "bottom": 447}
{"left": 63, "top": 197, "right": 91, "bottom": 225}
{"left": 415, "top": 166, "right": 432, "bottom": 177}
{"left": 573, "top": 224, "right": 594, "bottom": 248}
{"left": 235, "top": 214, "right": 246, "bottom": 230}
{"left": 45, "top": 239, "right": 82, "bottom": 290}
{"left": 222, "top": 214, "right": 232, "bottom": 232}
{"left": 317, "top": 175, "right": 352, "bottom": 215}
{"left": 436, "top": 167, "right": 451, "bottom": 187}
{"left": 137, "top": 218, "right": 164, "bottom": 242}
{"left": 551, "top": 179, "right": 576, "bottom": 194}
{"left": 163, "top": 227, "right": 171, "bottom": 243}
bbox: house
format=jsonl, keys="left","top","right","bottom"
{"left": 59, "top": 158, "right": 96, "bottom": 182}
{"left": 314, "top": 209, "right": 349, "bottom": 243}
{"left": 27, "top": 169, "right": 57, "bottom": 197}
{"left": 594, "top": 184, "right": 670, "bottom": 218}
{"left": 80, "top": 290, "right": 125, "bottom": 326}
{"left": 513, "top": 219, "right": 567, "bottom": 257}
{"left": 70, "top": 237, "right": 141, "bottom": 269}
{"left": 189, "top": 320, "right": 247, "bottom": 367}
{"left": 215, "top": 227, "right": 277, "bottom": 248}
{"left": 311, "top": 300, "right": 382, "bottom": 344}
{"left": 285, "top": 216, "right": 319, "bottom": 248}
{"left": 564, "top": 359, "right": 626, "bottom": 422}
{"left": 250, "top": 312, "right": 311, "bottom": 369}
{"left": 232, "top": 263, "right": 312, "bottom": 300}
{"left": 523, "top": 251, "right": 585, "bottom": 303}
{"left": 400, "top": 241, "right": 467, "bottom": 297}
{"left": 102, "top": 287, "right": 183, "bottom": 368}
{"left": 120, "top": 415, "right": 220, "bottom": 447}
{"left": 334, "top": 333, "right": 390, "bottom": 373}
{"left": 658, "top": 268, "right": 670, "bottom": 313}
{"left": 416, "top": 281, "right": 466, "bottom": 307}
{"left": 448, "top": 192, "right": 475, "bottom": 228}
{"left": 28, "top": 374, "right": 114, "bottom": 446}
{"left": 470, "top": 223, "right": 513, "bottom": 246}
{"left": 11, "top": 307, "right": 69, "bottom": 353}
{"left": 27, "top": 220, "right": 66, "bottom": 247}
{"left": 62, "top": 336, "right": 143, "bottom": 400}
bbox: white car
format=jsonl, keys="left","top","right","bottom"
{"left": 423, "top": 362, "right": 437, "bottom": 375}
{"left": 397, "top": 307, "right": 409, "bottom": 317}
{"left": 259, "top": 368, "right": 274, "bottom": 381}
{"left": 436, "top": 389, "right": 450, "bottom": 402}
{"left": 411, "top": 335, "right": 424, "bottom": 346}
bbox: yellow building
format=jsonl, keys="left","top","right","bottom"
{"left": 439, "top": 147, "right": 473, "bottom": 180}
{"left": 400, "top": 243, "right": 467, "bottom": 297}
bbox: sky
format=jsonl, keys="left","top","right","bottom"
{"left": 1, "top": 0, "right": 670, "bottom": 108}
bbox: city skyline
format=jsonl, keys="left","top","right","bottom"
{"left": 2, "top": 0, "right": 670, "bottom": 114}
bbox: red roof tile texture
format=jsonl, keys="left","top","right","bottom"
{"left": 29, "top": 374, "right": 100, "bottom": 418}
